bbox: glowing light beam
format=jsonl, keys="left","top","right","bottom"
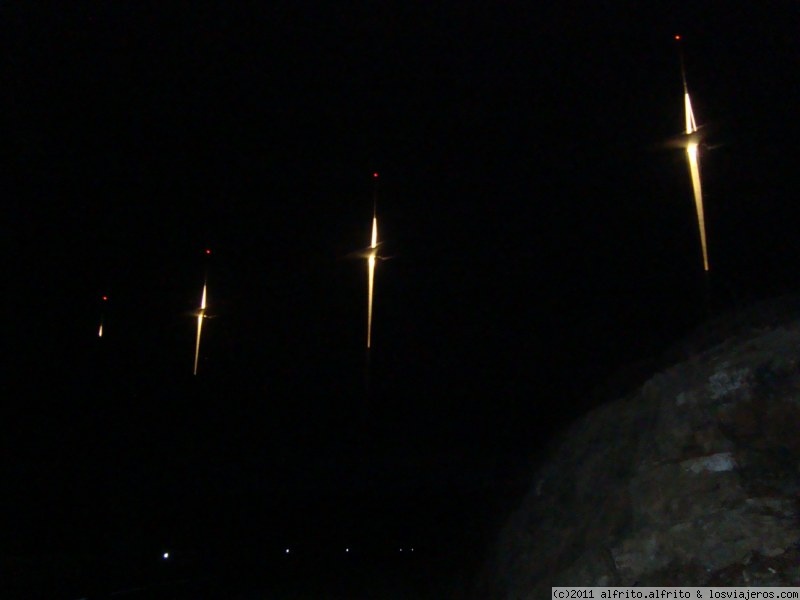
{"left": 367, "top": 213, "right": 378, "bottom": 349}
{"left": 687, "top": 143, "right": 709, "bottom": 272}
{"left": 193, "top": 281, "right": 207, "bottom": 375}
{"left": 364, "top": 173, "right": 383, "bottom": 349}
{"left": 348, "top": 175, "right": 388, "bottom": 350}
{"left": 676, "top": 36, "right": 710, "bottom": 272}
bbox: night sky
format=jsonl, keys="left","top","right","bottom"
{"left": 6, "top": 1, "right": 800, "bottom": 593}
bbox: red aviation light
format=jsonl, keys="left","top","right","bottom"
{"left": 205, "top": 248, "right": 211, "bottom": 255}
{"left": 373, "top": 172, "right": 379, "bottom": 179}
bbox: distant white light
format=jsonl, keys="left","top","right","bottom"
{"left": 163, "top": 552, "right": 169, "bottom": 559}
{"left": 399, "top": 548, "right": 403, "bottom": 552}
{"left": 345, "top": 548, "right": 350, "bottom": 553}
{"left": 285, "top": 548, "right": 290, "bottom": 554}
{"left": 411, "top": 548, "right": 415, "bottom": 552}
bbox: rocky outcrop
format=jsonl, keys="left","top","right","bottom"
{"left": 482, "top": 303, "right": 800, "bottom": 597}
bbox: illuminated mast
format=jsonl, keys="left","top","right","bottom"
{"left": 193, "top": 248, "right": 212, "bottom": 375}
{"left": 367, "top": 173, "right": 379, "bottom": 349}
{"left": 676, "top": 35, "right": 710, "bottom": 272}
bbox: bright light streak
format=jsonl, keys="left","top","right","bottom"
{"left": 686, "top": 143, "right": 709, "bottom": 271}
{"left": 356, "top": 174, "right": 384, "bottom": 350}
{"left": 98, "top": 321, "right": 103, "bottom": 338}
{"left": 684, "top": 92, "right": 697, "bottom": 135}
{"left": 678, "top": 42, "right": 710, "bottom": 272}
{"left": 193, "top": 283, "right": 207, "bottom": 375}
{"left": 366, "top": 216, "right": 378, "bottom": 349}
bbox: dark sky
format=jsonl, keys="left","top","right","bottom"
{"left": 6, "top": 0, "right": 800, "bottom": 572}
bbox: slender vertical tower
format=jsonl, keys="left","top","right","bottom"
{"left": 366, "top": 173, "right": 379, "bottom": 349}
{"left": 676, "top": 35, "right": 710, "bottom": 272}
{"left": 193, "top": 249, "right": 212, "bottom": 375}
{"left": 193, "top": 281, "right": 207, "bottom": 375}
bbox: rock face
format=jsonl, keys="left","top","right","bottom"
{"left": 482, "top": 305, "right": 800, "bottom": 597}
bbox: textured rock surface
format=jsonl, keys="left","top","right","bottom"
{"left": 481, "top": 301, "right": 800, "bottom": 597}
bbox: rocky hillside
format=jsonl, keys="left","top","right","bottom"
{"left": 480, "top": 296, "right": 800, "bottom": 597}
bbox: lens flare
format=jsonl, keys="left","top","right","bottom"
{"left": 677, "top": 39, "right": 710, "bottom": 272}
{"left": 367, "top": 216, "right": 378, "bottom": 349}
{"left": 193, "top": 282, "right": 207, "bottom": 375}
{"left": 354, "top": 174, "right": 386, "bottom": 350}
